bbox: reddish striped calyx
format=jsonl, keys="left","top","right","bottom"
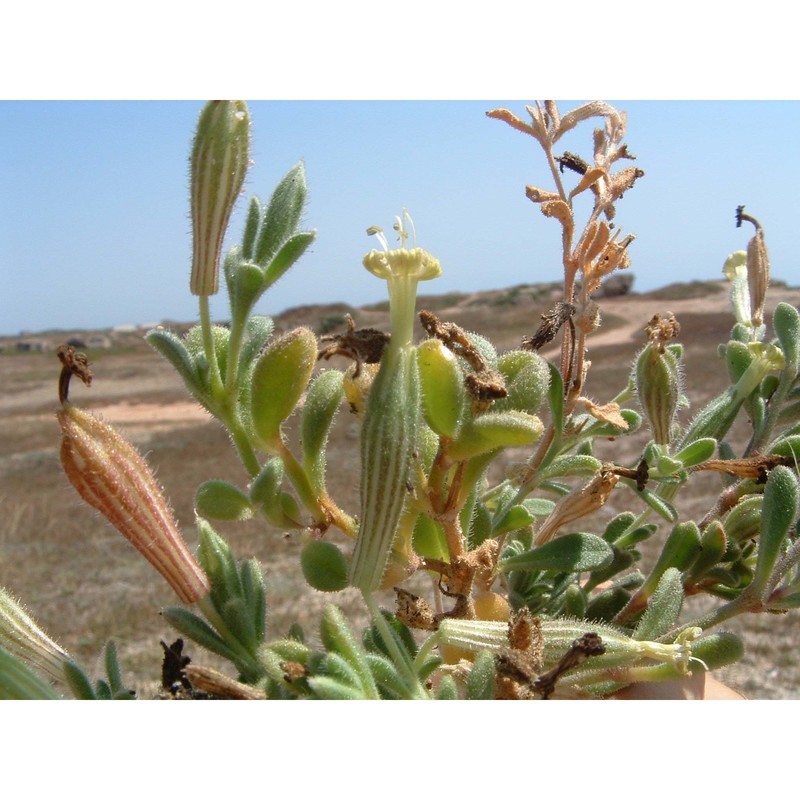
{"left": 58, "top": 403, "right": 210, "bottom": 604}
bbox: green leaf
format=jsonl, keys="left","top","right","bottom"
{"left": 687, "top": 521, "right": 727, "bottom": 579}
{"left": 250, "top": 458, "right": 285, "bottom": 521}
{"left": 499, "top": 532, "right": 613, "bottom": 574}
{"left": 633, "top": 568, "right": 683, "bottom": 641}
{"left": 493, "top": 504, "right": 535, "bottom": 536}
{"left": 563, "top": 583, "right": 588, "bottom": 618}
{"left": 301, "top": 540, "right": 349, "bottom": 592}
{"left": 250, "top": 328, "right": 317, "bottom": 450}
{"left": 538, "top": 454, "right": 602, "bottom": 481}
{"left": 752, "top": 465, "right": 799, "bottom": 596}
{"left": 160, "top": 607, "right": 241, "bottom": 664}
{"left": 195, "top": 480, "right": 254, "bottom": 521}
{"left": 770, "top": 435, "right": 800, "bottom": 462}
{"left": 522, "top": 498, "right": 556, "bottom": 517}
{"left": 583, "top": 545, "right": 636, "bottom": 589}
{"left": 241, "top": 196, "right": 263, "bottom": 261}
{"left": 146, "top": 329, "right": 203, "bottom": 400}
{"left": 722, "top": 495, "right": 762, "bottom": 543}
{"left": 301, "top": 370, "right": 345, "bottom": 492}
{"left": 365, "top": 652, "right": 407, "bottom": 699}
{"left": 584, "top": 587, "right": 632, "bottom": 622}
{"left": 103, "top": 641, "right": 124, "bottom": 695}
{"left": 774, "top": 302, "right": 800, "bottom": 374}
{"left": 768, "top": 591, "right": 800, "bottom": 610}
{"left": 263, "top": 231, "right": 317, "bottom": 291}
{"left": 639, "top": 522, "right": 701, "bottom": 599}
{"left": 241, "top": 558, "right": 267, "bottom": 645}
{"left": 255, "top": 162, "right": 308, "bottom": 265}
{"left": 435, "top": 674, "right": 459, "bottom": 699}
{"left": 602, "top": 512, "right": 637, "bottom": 543}
{"left": 614, "top": 523, "right": 657, "bottom": 551}
{"left": 689, "top": 632, "right": 744, "bottom": 671}
{"left": 197, "top": 517, "right": 243, "bottom": 606}
{"left": 448, "top": 410, "right": 544, "bottom": 461}
{"left": 0, "top": 647, "right": 61, "bottom": 699}
{"left": 319, "top": 606, "right": 379, "bottom": 699}
{"left": 237, "top": 315, "right": 275, "bottom": 374}
{"left": 307, "top": 675, "right": 365, "bottom": 700}
{"left": 363, "top": 611, "right": 419, "bottom": 660}
{"left": 221, "top": 596, "right": 258, "bottom": 651}
{"left": 673, "top": 437, "right": 716, "bottom": 468}
{"left": 63, "top": 660, "right": 97, "bottom": 700}
{"left": 413, "top": 515, "right": 450, "bottom": 562}
{"left": 466, "top": 649, "right": 496, "bottom": 700}
{"left": 417, "top": 339, "right": 467, "bottom": 438}
{"left": 228, "top": 257, "right": 267, "bottom": 320}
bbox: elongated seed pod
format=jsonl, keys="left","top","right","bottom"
{"left": 349, "top": 345, "right": 420, "bottom": 593}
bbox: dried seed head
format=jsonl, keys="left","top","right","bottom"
{"left": 747, "top": 226, "right": 769, "bottom": 327}
{"left": 635, "top": 315, "right": 683, "bottom": 445}
{"left": 58, "top": 403, "right": 211, "bottom": 604}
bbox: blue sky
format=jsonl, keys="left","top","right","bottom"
{"left": 2, "top": 100, "right": 798, "bottom": 335}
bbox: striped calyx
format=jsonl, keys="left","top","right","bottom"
{"left": 190, "top": 100, "right": 250, "bottom": 296}
{"left": 58, "top": 403, "right": 210, "bottom": 604}
{"left": 349, "top": 344, "right": 420, "bottom": 593}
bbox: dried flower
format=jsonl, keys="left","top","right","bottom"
{"left": 736, "top": 206, "right": 770, "bottom": 327}
{"left": 534, "top": 468, "right": 619, "bottom": 545}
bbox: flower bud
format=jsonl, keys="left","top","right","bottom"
{"left": 58, "top": 403, "right": 210, "bottom": 603}
{"left": 190, "top": 101, "right": 250, "bottom": 296}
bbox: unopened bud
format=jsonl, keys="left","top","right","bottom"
{"left": 190, "top": 100, "right": 251, "bottom": 296}
{"left": 58, "top": 403, "right": 211, "bottom": 603}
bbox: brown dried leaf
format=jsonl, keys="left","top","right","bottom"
{"left": 540, "top": 199, "right": 573, "bottom": 226}
{"left": 525, "top": 185, "right": 562, "bottom": 204}
{"left": 554, "top": 101, "right": 622, "bottom": 143}
{"left": 579, "top": 397, "right": 629, "bottom": 429}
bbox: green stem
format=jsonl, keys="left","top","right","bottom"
{"left": 229, "top": 420, "right": 262, "bottom": 479}
{"left": 199, "top": 294, "right": 224, "bottom": 400}
{"left": 363, "top": 593, "right": 430, "bottom": 700}
{"left": 746, "top": 369, "right": 793, "bottom": 456}
{"left": 276, "top": 440, "right": 330, "bottom": 526}
{"left": 223, "top": 313, "right": 247, "bottom": 397}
